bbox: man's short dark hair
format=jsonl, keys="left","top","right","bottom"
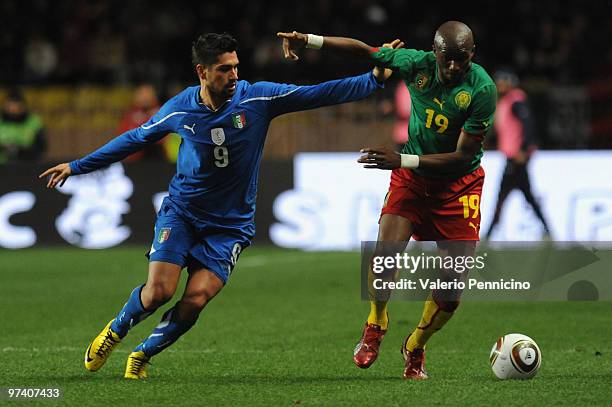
{"left": 192, "top": 33, "right": 238, "bottom": 67}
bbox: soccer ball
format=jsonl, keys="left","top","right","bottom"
{"left": 489, "top": 333, "right": 541, "bottom": 380}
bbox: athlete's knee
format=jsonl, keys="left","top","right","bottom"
{"left": 184, "top": 286, "right": 218, "bottom": 308}
{"left": 181, "top": 295, "right": 207, "bottom": 313}
{"left": 181, "top": 285, "right": 221, "bottom": 315}
{"left": 142, "top": 282, "right": 175, "bottom": 308}
{"left": 177, "top": 294, "right": 209, "bottom": 321}
{"left": 432, "top": 295, "right": 461, "bottom": 312}
{"left": 431, "top": 289, "right": 461, "bottom": 312}
{"left": 378, "top": 214, "right": 414, "bottom": 241}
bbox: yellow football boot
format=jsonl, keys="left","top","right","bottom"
{"left": 124, "top": 350, "right": 150, "bottom": 379}
{"left": 84, "top": 319, "right": 121, "bottom": 371}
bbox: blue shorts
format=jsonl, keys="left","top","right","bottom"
{"left": 147, "top": 198, "right": 252, "bottom": 284}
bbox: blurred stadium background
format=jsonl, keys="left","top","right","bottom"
{"left": 1, "top": 0, "right": 611, "bottom": 249}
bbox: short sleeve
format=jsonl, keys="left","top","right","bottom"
{"left": 463, "top": 84, "right": 497, "bottom": 135}
{"left": 370, "top": 48, "right": 425, "bottom": 79}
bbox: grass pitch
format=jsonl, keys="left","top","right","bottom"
{"left": 1, "top": 247, "right": 610, "bottom": 406}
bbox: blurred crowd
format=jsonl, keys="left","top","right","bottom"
{"left": 1, "top": 0, "right": 610, "bottom": 87}
{"left": 1, "top": 0, "right": 610, "bottom": 161}
{"left": 0, "top": 89, "right": 46, "bottom": 163}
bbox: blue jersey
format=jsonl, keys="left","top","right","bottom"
{"left": 70, "top": 72, "right": 383, "bottom": 236}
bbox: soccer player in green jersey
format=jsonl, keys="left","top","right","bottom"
{"left": 278, "top": 21, "right": 496, "bottom": 379}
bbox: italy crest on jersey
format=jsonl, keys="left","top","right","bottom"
{"left": 231, "top": 111, "right": 247, "bottom": 129}
{"left": 157, "top": 227, "right": 171, "bottom": 244}
{"left": 455, "top": 91, "right": 472, "bottom": 110}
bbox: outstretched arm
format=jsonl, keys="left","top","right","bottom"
{"left": 68, "top": 126, "right": 169, "bottom": 174}
{"left": 258, "top": 39, "right": 403, "bottom": 117}
{"left": 39, "top": 101, "right": 183, "bottom": 188}
{"left": 38, "top": 126, "right": 168, "bottom": 188}
{"left": 277, "top": 31, "right": 403, "bottom": 61}
{"left": 254, "top": 72, "right": 384, "bottom": 118}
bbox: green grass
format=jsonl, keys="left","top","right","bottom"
{"left": 0, "top": 247, "right": 610, "bottom": 406}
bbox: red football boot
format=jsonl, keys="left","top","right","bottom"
{"left": 401, "top": 337, "right": 429, "bottom": 380}
{"left": 353, "top": 323, "right": 387, "bottom": 369}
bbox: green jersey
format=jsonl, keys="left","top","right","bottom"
{"left": 371, "top": 48, "right": 496, "bottom": 178}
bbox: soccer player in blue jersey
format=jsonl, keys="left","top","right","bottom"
{"left": 39, "top": 33, "right": 394, "bottom": 379}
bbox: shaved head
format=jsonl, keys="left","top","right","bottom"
{"left": 434, "top": 21, "right": 474, "bottom": 56}
{"left": 433, "top": 21, "right": 475, "bottom": 85}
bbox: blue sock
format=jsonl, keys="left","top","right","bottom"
{"left": 110, "top": 285, "right": 155, "bottom": 338}
{"left": 134, "top": 306, "right": 195, "bottom": 358}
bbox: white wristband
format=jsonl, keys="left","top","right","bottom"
{"left": 306, "top": 34, "right": 324, "bottom": 49}
{"left": 400, "top": 154, "right": 420, "bottom": 169}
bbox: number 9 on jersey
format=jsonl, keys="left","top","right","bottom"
{"left": 214, "top": 146, "right": 229, "bottom": 167}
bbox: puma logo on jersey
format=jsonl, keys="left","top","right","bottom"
{"left": 183, "top": 123, "right": 196, "bottom": 134}
{"left": 433, "top": 98, "right": 445, "bottom": 110}
{"left": 468, "top": 222, "right": 478, "bottom": 232}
